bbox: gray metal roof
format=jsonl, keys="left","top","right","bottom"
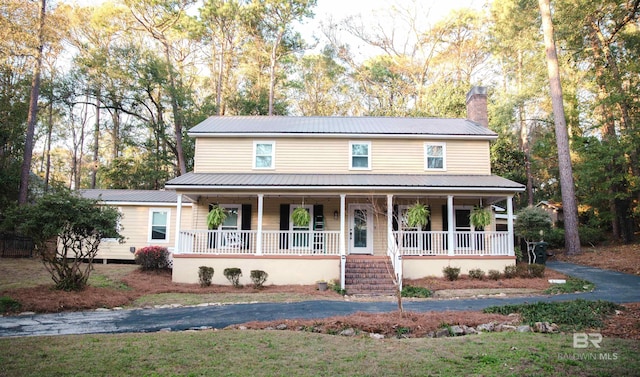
{"left": 188, "top": 116, "right": 497, "bottom": 137}
{"left": 166, "top": 173, "right": 524, "bottom": 191}
{"left": 80, "top": 189, "right": 193, "bottom": 204}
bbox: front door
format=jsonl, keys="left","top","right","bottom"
{"left": 349, "top": 204, "right": 373, "bottom": 254}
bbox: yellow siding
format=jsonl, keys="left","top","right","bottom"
{"left": 194, "top": 137, "right": 491, "bottom": 175}
{"left": 96, "top": 204, "right": 192, "bottom": 260}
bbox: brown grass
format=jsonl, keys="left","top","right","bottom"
{"left": 553, "top": 242, "right": 640, "bottom": 275}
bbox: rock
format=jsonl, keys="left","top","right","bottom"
{"left": 238, "top": 326, "right": 247, "bottom": 330}
{"left": 95, "top": 308, "right": 110, "bottom": 312}
{"left": 533, "top": 322, "right": 557, "bottom": 333}
{"left": 264, "top": 326, "right": 274, "bottom": 331}
{"left": 425, "top": 331, "right": 435, "bottom": 338}
{"left": 435, "top": 328, "right": 450, "bottom": 338}
{"left": 496, "top": 324, "right": 517, "bottom": 332}
{"left": 450, "top": 325, "right": 465, "bottom": 336}
{"left": 112, "top": 307, "right": 123, "bottom": 311}
{"left": 369, "top": 333, "right": 384, "bottom": 340}
{"left": 276, "top": 323, "right": 288, "bottom": 330}
{"left": 340, "top": 328, "right": 356, "bottom": 336}
{"left": 517, "top": 325, "right": 531, "bottom": 333}
{"left": 462, "top": 325, "right": 477, "bottom": 335}
{"left": 477, "top": 322, "right": 495, "bottom": 332}
{"left": 159, "top": 328, "right": 172, "bottom": 332}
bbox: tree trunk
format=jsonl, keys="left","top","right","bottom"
{"left": 44, "top": 100, "right": 53, "bottom": 192}
{"left": 91, "top": 90, "right": 100, "bottom": 189}
{"left": 538, "top": 0, "right": 581, "bottom": 254}
{"left": 18, "top": 0, "right": 46, "bottom": 205}
{"left": 163, "top": 45, "right": 187, "bottom": 175}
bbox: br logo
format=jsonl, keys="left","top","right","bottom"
{"left": 573, "top": 333, "right": 602, "bottom": 349}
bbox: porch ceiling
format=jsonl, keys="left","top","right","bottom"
{"left": 166, "top": 173, "right": 524, "bottom": 199}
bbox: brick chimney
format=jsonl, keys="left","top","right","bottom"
{"left": 466, "top": 86, "right": 488, "bottom": 127}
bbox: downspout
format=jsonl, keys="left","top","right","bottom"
{"left": 339, "top": 194, "right": 346, "bottom": 290}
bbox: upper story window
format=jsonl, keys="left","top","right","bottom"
{"left": 254, "top": 141, "right": 275, "bottom": 169}
{"left": 425, "top": 142, "right": 446, "bottom": 170}
{"left": 350, "top": 141, "right": 371, "bottom": 170}
{"left": 149, "top": 209, "right": 170, "bottom": 243}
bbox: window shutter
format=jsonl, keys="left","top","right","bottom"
{"left": 279, "top": 204, "right": 289, "bottom": 249}
{"left": 208, "top": 203, "right": 217, "bottom": 249}
{"left": 422, "top": 206, "right": 431, "bottom": 251}
{"left": 313, "top": 205, "right": 323, "bottom": 229}
{"left": 242, "top": 204, "right": 252, "bottom": 249}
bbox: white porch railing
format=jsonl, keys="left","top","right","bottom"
{"left": 177, "top": 230, "right": 340, "bottom": 255}
{"left": 393, "top": 231, "right": 511, "bottom": 256}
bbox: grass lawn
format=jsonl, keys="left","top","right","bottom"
{"left": 0, "top": 331, "right": 637, "bottom": 377}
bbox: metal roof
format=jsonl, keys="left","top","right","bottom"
{"left": 165, "top": 173, "right": 524, "bottom": 192}
{"left": 188, "top": 116, "right": 497, "bottom": 138}
{"left": 80, "top": 189, "right": 193, "bottom": 204}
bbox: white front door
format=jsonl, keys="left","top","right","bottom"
{"left": 349, "top": 204, "right": 374, "bottom": 254}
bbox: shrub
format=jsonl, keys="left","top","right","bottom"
{"left": 198, "top": 266, "right": 214, "bottom": 287}
{"left": 516, "top": 263, "right": 531, "bottom": 278}
{"left": 250, "top": 270, "right": 268, "bottom": 289}
{"left": 503, "top": 265, "right": 518, "bottom": 279}
{"left": 528, "top": 264, "right": 546, "bottom": 278}
{"left": 514, "top": 207, "right": 552, "bottom": 242}
{"left": 401, "top": 285, "right": 432, "bottom": 298}
{"left": 468, "top": 268, "right": 485, "bottom": 280}
{"left": 329, "top": 279, "right": 346, "bottom": 295}
{"left": 483, "top": 299, "right": 621, "bottom": 330}
{"left": 442, "top": 266, "right": 461, "bottom": 281}
{"left": 545, "top": 227, "right": 565, "bottom": 249}
{"left": 487, "top": 269, "right": 501, "bottom": 280}
{"left": 135, "top": 246, "right": 170, "bottom": 271}
{"left": 223, "top": 267, "right": 243, "bottom": 287}
{"left": 0, "top": 296, "right": 21, "bottom": 313}
{"left": 579, "top": 226, "right": 605, "bottom": 246}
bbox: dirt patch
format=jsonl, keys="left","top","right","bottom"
{"left": 600, "top": 303, "right": 640, "bottom": 340}
{"left": 231, "top": 311, "right": 519, "bottom": 338}
{"left": 553, "top": 242, "right": 640, "bottom": 275}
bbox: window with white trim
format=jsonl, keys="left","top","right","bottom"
{"left": 149, "top": 209, "right": 170, "bottom": 243}
{"left": 425, "top": 142, "right": 446, "bottom": 170}
{"left": 254, "top": 141, "right": 275, "bottom": 169}
{"left": 350, "top": 141, "right": 371, "bottom": 169}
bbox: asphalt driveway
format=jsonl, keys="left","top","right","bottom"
{"left": 1, "top": 261, "right": 639, "bottom": 338}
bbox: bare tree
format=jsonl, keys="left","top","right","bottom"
{"left": 538, "top": 0, "right": 581, "bottom": 254}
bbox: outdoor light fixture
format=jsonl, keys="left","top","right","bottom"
{"left": 334, "top": 210, "right": 339, "bottom": 219}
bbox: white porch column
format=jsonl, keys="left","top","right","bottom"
{"left": 174, "top": 193, "right": 183, "bottom": 253}
{"left": 507, "top": 195, "right": 514, "bottom": 256}
{"left": 256, "top": 194, "right": 264, "bottom": 255}
{"left": 447, "top": 195, "right": 455, "bottom": 256}
{"left": 339, "top": 194, "right": 347, "bottom": 290}
{"left": 386, "top": 194, "right": 394, "bottom": 252}
{"left": 339, "top": 194, "right": 346, "bottom": 256}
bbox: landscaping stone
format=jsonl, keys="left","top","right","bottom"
{"left": 496, "top": 324, "right": 517, "bottom": 332}
{"left": 450, "top": 325, "right": 465, "bottom": 336}
{"left": 340, "top": 328, "right": 356, "bottom": 336}
{"left": 517, "top": 325, "right": 531, "bottom": 333}
{"left": 435, "top": 328, "right": 450, "bottom": 338}
{"left": 276, "top": 323, "right": 288, "bottom": 330}
{"left": 477, "top": 322, "right": 495, "bottom": 332}
{"left": 462, "top": 325, "right": 477, "bottom": 335}
{"left": 369, "top": 333, "right": 384, "bottom": 340}
{"left": 238, "top": 326, "right": 247, "bottom": 330}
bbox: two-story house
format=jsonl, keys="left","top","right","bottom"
{"left": 165, "top": 87, "right": 525, "bottom": 293}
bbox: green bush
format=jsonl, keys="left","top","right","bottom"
{"left": 329, "top": 280, "right": 346, "bottom": 295}
{"left": 528, "top": 264, "right": 546, "bottom": 278}
{"left": 442, "top": 266, "right": 461, "bottom": 281}
{"left": 544, "top": 277, "right": 595, "bottom": 294}
{"left": 514, "top": 207, "right": 552, "bottom": 242}
{"left": 134, "top": 246, "right": 170, "bottom": 271}
{"left": 198, "top": 266, "right": 214, "bottom": 287}
{"left": 401, "top": 285, "right": 432, "bottom": 298}
{"left": 0, "top": 296, "right": 21, "bottom": 313}
{"left": 468, "top": 268, "right": 485, "bottom": 280}
{"left": 483, "top": 299, "right": 621, "bottom": 330}
{"left": 545, "top": 227, "right": 565, "bottom": 249}
{"left": 487, "top": 269, "right": 501, "bottom": 280}
{"left": 503, "top": 265, "right": 518, "bottom": 279}
{"left": 516, "top": 263, "right": 531, "bottom": 278}
{"left": 223, "top": 267, "right": 243, "bottom": 287}
{"left": 579, "top": 226, "right": 605, "bottom": 246}
{"left": 250, "top": 270, "right": 268, "bottom": 289}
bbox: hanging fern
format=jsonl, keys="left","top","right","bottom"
{"left": 207, "top": 205, "right": 227, "bottom": 229}
{"left": 291, "top": 207, "right": 311, "bottom": 227}
{"left": 406, "top": 203, "right": 430, "bottom": 228}
{"left": 470, "top": 206, "right": 492, "bottom": 228}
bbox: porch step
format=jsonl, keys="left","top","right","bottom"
{"left": 344, "top": 256, "right": 397, "bottom": 296}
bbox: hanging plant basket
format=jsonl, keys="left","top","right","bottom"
{"left": 291, "top": 206, "right": 311, "bottom": 227}
{"left": 470, "top": 206, "right": 491, "bottom": 228}
{"left": 406, "top": 202, "right": 430, "bottom": 228}
{"left": 207, "top": 205, "right": 227, "bottom": 229}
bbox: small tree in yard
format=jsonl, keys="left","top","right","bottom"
{"left": 515, "top": 206, "right": 552, "bottom": 243}
{"left": 3, "top": 190, "right": 122, "bottom": 291}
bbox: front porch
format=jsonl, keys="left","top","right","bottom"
{"left": 170, "top": 192, "right": 518, "bottom": 289}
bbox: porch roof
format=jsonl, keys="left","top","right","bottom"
{"left": 80, "top": 189, "right": 193, "bottom": 204}
{"left": 166, "top": 173, "right": 525, "bottom": 193}
{"left": 188, "top": 116, "right": 497, "bottom": 139}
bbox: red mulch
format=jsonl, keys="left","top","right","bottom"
{"left": 554, "top": 242, "right": 640, "bottom": 276}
